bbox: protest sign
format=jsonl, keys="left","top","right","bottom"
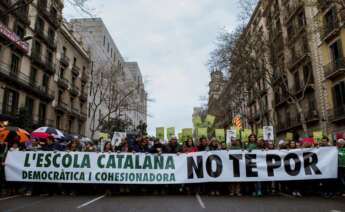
{"left": 286, "top": 132, "right": 293, "bottom": 141}
{"left": 257, "top": 129, "right": 263, "bottom": 138}
{"left": 99, "top": 132, "right": 109, "bottom": 140}
{"left": 197, "top": 128, "right": 207, "bottom": 138}
{"left": 204, "top": 115, "right": 215, "bottom": 127}
{"left": 111, "top": 132, "right": 126, "bottom": 146}
{"left": 215, "top": 129, "right": 225, "bottom": 142}
{"left": 167, "top": 128, "right": 175, "bottom": 140}
{"left": 263, "top": 126, "right": 274, "bottom": 141}
{"left": 156, "top": 128, "right": 165, "bottom": 140}
{"left": 242, "top": 129, "right": 252, "bottom": 142}
{"left": 226, "top": 128, "right": 236, "bottom": 144}
{"left": 5, "top": 147, "right": 338, "bottom": 184}
{"left": 182, "top": 128, "right": 193, "bottom": 139}
{"left": 192, "top": 116, "right": 202, "bottom": 128}
{"left": 313, "top": 131, "right": 323, "bottom": 143}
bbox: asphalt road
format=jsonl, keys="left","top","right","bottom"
{"left": 0, "top": 194, "right": 344, "bottom": 212}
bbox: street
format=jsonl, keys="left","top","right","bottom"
{"left": 0, "top": 194, "right": 344, "bottom": 212}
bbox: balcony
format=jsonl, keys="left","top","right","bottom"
{"left": 284, "top": 1, "right": 304, "bottom": 24}
{"left": 328, "top": 105, "right": 345, "bottom": 123}
{"left": 79, "top": 91, "right": 88, "bottom": 102}
{"left": 324, "top": 57, "right": 345, "bottom": 80}
{"left": 55, "top": 101, "right": 69, "bottom": 113}
{"left": 288, "top": 50, "right": 309, "bottom": 71}
{"left": 60, "top": 55, "right": 70, "bottom": 67}
{"left": 321, "top": 18, "right": 340, "bottom": 42}
{"left": 0, "top": 102, "right": 18, "bottom": 121}
{"left": 0, "top": 63, "right": 55, "bottom": 102}
{"left": 57, "top": 77, "right": 69, "bottom": 89}
{"left": 71, "top": 107, "right": 80, "bottom": 117}
{"left": 69, "top": 84, "right": 80, "bottom": 97}
{"left": 317, "top": 0, "right": 333, "bottom": 12}
{"left": 71, "top": 65, "right": 80, "bottom": 76}
{"left": 81, "top": 72, "right": 89, "bottom": 83}
{"left": 31, "top": 51, "right": 45, "bottom": 68}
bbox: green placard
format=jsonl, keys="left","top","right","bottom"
{"left": 205, "top": 114, "right": 215, "bottom": 127}
{"left": 313, "top": 131, "right": 323, "bottom": 143}
{"left": 215, "top": 129, "right": 225, "bottom": 142}
{"left": 193, "top": 116, "right": 203, "bottom": 128}
{"left": 182, "top": 128, "right": 193, "bottom": 139}
{"left": 156, "top": 127, "right": 165, "bottom": 140}
{"left": 235, "top": 127, "right": 241, "bottom": 140}
{"left": 339, "top": 148, "right": 345, "bottom": 167}
{"left": 167, "top": 127, "right": 175, "bottom": 140}
{"left": 286, "top": 132, "right": 293, "bottom": 141}
{"left": 242, "top": 129, "right": 252, "bottom": 142}
{"left": 197, "top": 128, "right": 208, "bottom": 138}
{"left": 257, "top": 129, "right": 263, "bottom": 138}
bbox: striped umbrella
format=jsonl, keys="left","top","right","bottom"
{"left": 0, "top": 127, "right": 30, "bottom": 143}
{"left": 32, "top": 127, "right": 65, "bottom": 139}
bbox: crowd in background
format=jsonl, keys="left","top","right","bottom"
{"left": 0, "top": 133, "right": 344, "bottom": 198}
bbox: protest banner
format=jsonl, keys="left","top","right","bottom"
{"left": 167, "top": 128, "right": 175, "bottom": 140}
{"left": 156, "top": 128, "right": 165, "bottom": 140}
{"left": 215, "top": 129, "right": 225, "bottom": 142}
{"left": 5, "top": 147, "right": 338, "bottom": 184}
{"left": 197, "top": 128, "right": 207, "bottom": 138}
{"left": 112, "top": 132, "right": 126, "bottom": 146}
{"left": 263, "top": 126, "right": 274, "bottom": 141}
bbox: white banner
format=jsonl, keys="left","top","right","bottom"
{"left": 5, "top": 147, "right": 338, "bottom": 184}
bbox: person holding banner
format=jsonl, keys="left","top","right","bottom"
{"left": 103, "top": 142, "right": 114, "bottom": 153}
{"left": 228, "top": 139, "right": 242, "bottom": 196}
{"left": 133, "top": 137, "right": 149, "bottom": 153}
{"left": 163, "top": 136, "right": 181, "bottom": 154}
{"left": 150, "top": 138, "right": 163, "bottom": 154}
{"left": 197, "top": 137, "right": 209, "bottom": 151}
{"left": 209, "top": 138, "right": 221, "bottom": 151}
{"left": 246, "top": 134, "right": 263, "bottom": 197}
{"left": 287, "top": 140, "right": 302, "bottom": 197}
{"left": 337, "top": 138, "right": 345, "bottom": 197}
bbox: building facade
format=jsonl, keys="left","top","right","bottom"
{"left": 0, "top": 0, "right": 63, "bottom": 129}
{"left": 207, "top": 0, "right": 345, "bottom": 140}
{"left": 70, "top": 18, "right": 147, "bottom": 139}
{"left": 0, "top": 0, "right": 91, "bottom": 136}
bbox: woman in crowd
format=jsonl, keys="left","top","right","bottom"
{"left": 209, "top": 138, "right": 220, "bottom": 151}
{"left": 182, "top": 138, "right": 197, "bottom": 153}
{"left": 163, "top": 136, "right": 181, "bottom": 154}
{"left": 197, "top": 137, "right": 209, "bottom": 151}
{"left": 103, "top": 141, "right": 114, "bottom": 153}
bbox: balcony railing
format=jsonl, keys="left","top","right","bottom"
{"left": 328, "top": 105, "right": 345, "bottom": 122}
{"left": 284, "top": 1, "right": 304, "bottom": 24}
{"left": 324, "top": 57, "right": 345, "bottom": 79}
{"left": 56, "top": 101, "right": 69, "bottom": 113}
{"left": 0, "top": 63, "right": 54, "bottom": 101}
{"left": 57, "top": 77, "right": 69, "bottom": 89}
{"left": 72, "top": 65, "right": 80, "bottom": 76}
{"left": 69, "top": 84, "right": 80, "bottom": 96}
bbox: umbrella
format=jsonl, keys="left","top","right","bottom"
{"left": 0, "top": 127, "right": 30, "bottom": 143}
{"left": 31, "top": 132, "right": 51, "bottom": 139}
{"left": 32, "top": 127, "right": 64, "bottom": 139}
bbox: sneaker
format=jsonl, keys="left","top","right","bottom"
{"left": 215, "top": 191, "right": 220, "bottom": 196}
{"left": 236, "top": 193, "right": 242, "bottom": 197}
{"left": 341, "top": 193, "right": 345, "bottom": 197}
{"left": 292, "top": 192, "right": 297, "bottom": 196}
{"left": 296, "top": 192, "right": 302, "bottom": 197}
{"left": 229, "top": 192, "right": 234, "bottom": 196}
{"left": 25, "top": 191, "right": 32, "bottom": 197}
{"left": 210, "top": 191, "right": 215, "bottom": 196}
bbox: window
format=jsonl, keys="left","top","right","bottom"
{"left": 324, "top": 7, "right": 337, "bottom": 31}
{"left": 333, "top": 81, "right": 345, "bottom": 107}
{"left": 30, "top": 67, "right": 37, "bottom": 85}
{"left": 47, "top": 50, "right": 53, "bottom": 64}
{"left": 35, "top": 17, "right": 45, "bottom": 31}
{"left": 62, "top": 46, "right": 67, "bottom": 57}
{"left": 103, "top": 36, "right": 106, "bottom": 46}
{"left": 25, "top": 97, "right": 34, "bottom": 119}
{"left": 3, "top": 89, "right": 19, "bottom": 115}
{"left": 330, "top": 39, "right": 343, "bottom": 61}
{"left": 56, "top": 115, "right": 61, "bottom": 129}
{"left": 58, "top": 90, "right": 63, "bottom": 103}
{"left": 15, "top": 24, "right": 25, "bottom": 39}
{"left": 308, "top": 95, "right": 316, "bottom": 112}
{"left": 42, "top": 74, "right": 49, "bottom": 91}
{"left": 10, "top": 54, "right": 20, "bottom": 73}
{"left": 73, "top": 57, "right": 77, "bottom": 66}
{"left": 297, "top": 11, "right": 306, "bottom": 28}
{"left": 59, "top": 67, "right": 65, "bottom": 78}
{"left": 72, "top": 76, "right": 76, "bottom": 84}
{"left": 287, "top": 22, "right": 294, "bottom": 39}
{"left": 294, "top": 71, "right": 300, "bottom": 92}
{"left": 38, "top": 103, "right": 46, "bottom": 123}
{"left": 303, "top": 63, "right": 313, "bottom": 84}
{"left": 48, "top": 28, "right": 55, "bottom": 41}
{"left": 33, "top": 40, "right": 42, "bottom": 55}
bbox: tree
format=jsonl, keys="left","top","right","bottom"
{"left": 136, "top": 121, "right": 147, "bottom": 136}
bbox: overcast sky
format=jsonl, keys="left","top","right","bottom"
{"left": 65, "top": 0, "right": 240, "bottom": 136}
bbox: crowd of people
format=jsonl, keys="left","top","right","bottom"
{"left": 0, "top": 133, "right": 344, "bottom": 198}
